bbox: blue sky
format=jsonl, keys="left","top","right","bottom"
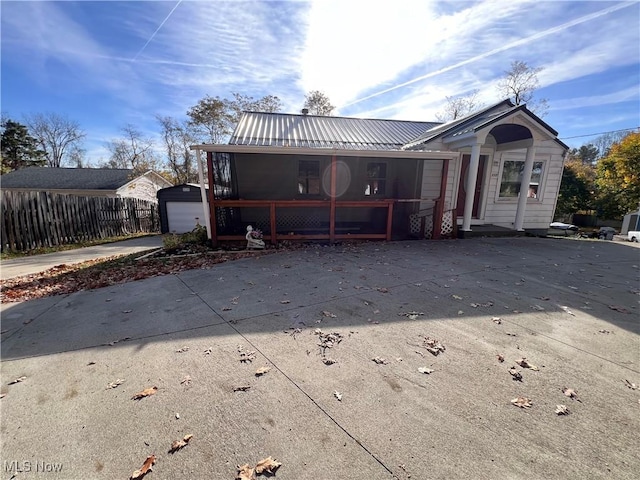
{"left": 1, "top": 0, "right": 639, "bottom": 164}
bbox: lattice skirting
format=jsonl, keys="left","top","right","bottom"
{"left": 409, "top": 214, "right": 434, "bottom": 239}
{"left": 441, "top": 210, "right": 454, "bottom": 237}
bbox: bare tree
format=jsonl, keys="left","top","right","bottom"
{"left": 497, "top": 60, "right": 548, "bottom": 116}
{"left": 157, "top": 115, "right": 198, "bottom": 184}
{"left": 435, "top": 90, "right": 482, "bottom": 122}
{"left": 303, "top": 90, "right": 335, "bottom": 116}
{"left": 25, "top": 113, "right": 86, "bottom": 167}
{"left": 106, "top": 124, "right": 158, "bottom": 173}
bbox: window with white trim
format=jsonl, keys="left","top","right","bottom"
{"left": 499, "top": 160, "right": 544, "bottom": 199}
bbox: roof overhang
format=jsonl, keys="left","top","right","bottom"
{"left": 190, "top": 144, "right": 460, "bottom": 160}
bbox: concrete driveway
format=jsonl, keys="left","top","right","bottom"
{"left": 0, "top": 235, "right": 163, "bottom": 280}
{"left": 1, "top": 237, "right": 638, "bottom": 479}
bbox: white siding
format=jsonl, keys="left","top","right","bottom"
{"left": 117, "top": 174, "right": 167, "bottom": 202}
{"left": 482, "top": 141, "right": 565, "bottom": 229}
{"left": 418, "top": 157, "right": 459, "bottom": 214}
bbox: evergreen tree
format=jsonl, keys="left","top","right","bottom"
{"left": 1, "top": 119, "right": 46, "bottom": 173}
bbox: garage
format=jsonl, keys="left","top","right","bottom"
{"left": 157, "top": 184, "right": 208, "bottom": 234}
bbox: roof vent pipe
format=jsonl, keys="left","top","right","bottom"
{"left": 301, "top": 108, "right": 309, "bottom": 115}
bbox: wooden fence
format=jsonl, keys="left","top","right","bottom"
{"left": 1, "top": 191, "right": 159, "bottom": 253}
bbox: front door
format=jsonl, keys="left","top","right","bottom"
{"left": 456, "top": 154, "right": 486, "bottom": 218}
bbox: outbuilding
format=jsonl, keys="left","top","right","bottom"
{"left": 157, "top": 184, "right": 208, "bottom": 234}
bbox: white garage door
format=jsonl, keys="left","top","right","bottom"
{"left": 166, "top": 202, "right": 206, "bottom": 233}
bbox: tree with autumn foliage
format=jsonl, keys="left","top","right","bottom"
{"left": 556, "top": 156, "right": 596, "bottom": 217}
{"left": 595, "top": 132, "right": 640, "bottom": 219}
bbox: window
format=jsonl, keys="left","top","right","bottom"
{"left": 365, "top": 162, "right": 386, "bottom": 196}
{"left": 499, "top": 160, "right": 543, "bottom": 199}
{"left": 298, "top": 160, "right": 320, "bottom": 194}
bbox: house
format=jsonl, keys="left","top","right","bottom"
{"left": 0, "top": 167, "right": 172, "bottom": 203}
{"left": 190, "top": 100, "right": 569, "bottom": 246}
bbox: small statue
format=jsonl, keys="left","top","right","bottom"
{"left": 246, "top": 225, "right": 265, "bottom": 250}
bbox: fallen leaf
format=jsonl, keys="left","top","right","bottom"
{"left": 180, "top": 375, "right": 192, "bottom": 386}
{"left": 132, "top": 386, "right": 158, "bottom": 400}
{"left": 515, "top": 358, "right": 539, "bottom": 371}
{"left": 497, "top": 354, "right": 505, "bottom": 363}
{"left": 452, "top": 295, "right": 463, "bottom": 300}
{"left": 238, "top": 346, "right": 256, "bottom": 363}
{"left": 418, "top": 367, "right": 434, "bottom": 374}
{"left": 169, "top": 434, "right": 193, "bottom": 453}
{"left": 511, "top": 396, "right": 532, "bottom": 408}
{"left": 506, "top": 332, "right": 517, "bottom": 337}
{"left": 598, "top": 329, "right": 612, "bottom": 334}
{"left": 608, "top": 305, "right": 630, "bottom": 314}
{"left": 509, "top": 367, "right": 523, "bottom": 382}
{"left": 175, "top": 413, "right": 180, "bottom": 419}
{"left": 87, "top": 361, "right": 96, "bottom": 366}
{"left": 255, "top": 367, "right": 271, "bottom": 376}
{"left": 222, "top": 307, "right": 232, "bottom": 311}
{"left": 280, "top": 299, "right": 291, "bottom": 304}
{"left": 421, "top": 336, "right": 446, "bottom": 356}
{"left": 122, "top": 310, "right": 132, "bottom": 314}
{"left": 322, "top": 310, "right": 337, "bottom": 318}
{"left": 555, "top": 404, "right": 570, "bottom": 415}
{"left": 233, "top": 385, "right": 251, "bottom": 392}
{"left": 106, "top": 379, "right": 124, "bottom": 389}
{"left": 322, "top": 357, "right": 337, "bottom": 365}
{"left": 236, "top": 464, "right": 255, "bottom": 480}
{"left": 0, "top": 393, "right": 6, "bottom": 399}
{"left": 538, "top": 296, "right": 550, "bottom": 301}
{"left": 376, "top": 287, "right": 389, "bottom": 293}
{"left": 255, "top": 456, "right": 282, "bottom": 475}
{"left": 457, "top": 310, "right": 464, "bottom": 315}
{"left": 531, "top": 304, "right": 545, "bottom": 311}
{"left": 562, "top": 387, "right": 582, "bottom": 402}
{"left": 7, "top": 376, "right": 26, "bottom": 385}
{"left": 624, "top": 379, "right": 638, "bottom": 390}
{"left": 23, "top": 318, "right": 33, "bottom": 325}
{"left": 334, "top": 391, "right": 343, "bottom": 401}
{"left": 130, "top": 454, "right": 156, "bottom": 479}
{"left": 203, "top": 348, "right": 212, "bottom": 355}
{"left": 175, "top": 346, "right": 189, "bottom": 353}
{"left": 372, "top": 357, "right": 389, "bottom": 365}
{"left": 492, "top": 317, "right": 502, "bottom": 324}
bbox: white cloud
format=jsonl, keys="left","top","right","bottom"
{"left": 551, "top": 87, "right": 639, "bottom": 111}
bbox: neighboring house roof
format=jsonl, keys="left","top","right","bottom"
{"left": 230, "top": 111, "right": 441, "bottom": 150}
{"left": 0, "top": 167, "right": 165, "bottom": 190}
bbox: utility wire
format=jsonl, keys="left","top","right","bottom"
{"left": 560, "top": 127, "right": 639, "bottom": 140}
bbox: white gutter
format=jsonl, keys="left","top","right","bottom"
{"left": 190, "top": 144, "right": 460, "bottom": 160}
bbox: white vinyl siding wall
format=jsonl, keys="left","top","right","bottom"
{"left": 481, "top": 140, "right": 565, "bottom": 229}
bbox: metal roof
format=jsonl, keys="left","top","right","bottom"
{"left": 0, "top": 167, "right": 136, "bottom": 190}
{"left": 230, "top": 112, "right": 440, "bottom": 150}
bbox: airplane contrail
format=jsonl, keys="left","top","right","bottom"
{"left": 132, "top": 0, "right": 183, "bottom": 62}
{"left": 341, "top": 1, "right": 636, "bottom": 108}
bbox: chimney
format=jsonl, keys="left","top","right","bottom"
{"left": 301, "top": 108, "right": 309, "bottom": 115}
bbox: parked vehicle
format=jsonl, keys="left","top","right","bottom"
{"left": 549, "top": 222, "right": 579, "bottom": 231}
{"left": 597, "top": 226, "right": 617, "bottom": 240}
{"left": 628, "top": 231, "right": 639, "bottom": 242}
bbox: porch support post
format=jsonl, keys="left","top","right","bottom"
{"left": 433, "top": 158, "right": 449, "bottom": 239}
{"left": 329, "top": 155, "right": 337, "bottom": 243}
{"left": 270, "top": 202, "right": 276, "bottom": 245}
{"left": 205, "top": 151, "right": 218, "bottom": 247}
{"left": 386, "top": 202, "right": 394, "bottom": 241}
{"left": 461, "top": 143, "right": 482, "bottom": 232}
{"left": 195, "top": 148, "right": 212, "bottom": 240}
{"left": 514, "top": 145, "right": 536, "bottom": 231}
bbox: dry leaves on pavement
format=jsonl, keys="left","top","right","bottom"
{"left": 238, "top": 346, "right": 256, "bottom": 363}
{"left": 497, "top": 354, "right": 505, "bottom": 363}
{"left": 168, "top": 434, "right": 193, "bottom": 453}
{"left": 236, "top": 464, "right": 254, "bottom": 480}
{"left": 106, "top": 379, "right": 124, "bottom": 389}
{"left": 132, "top": 386, "right": 158, "bottom": 400}
{"left": 7, "top": 376, "right": 27, "bottom": 385}
{"left": 511, "top": 396, "right": 532, "bottom": 408}
{"left": 418, "top": 367, "right": 434, "bottom": 374}
{"left": 555, "top": 405, "right": 570, "bottom": 415}
{"left": 255, "top": 367, "right": 271, "bottom": 376}
{"left": 233, "top": 385, "right": 251, "bottom": 392}
{"left": 509, "top": 368, "right": 523, "bottom": 382}
{"left": 372, "top": 357, "right": 389, "bottom": 365}
{"left": 334, "top": 391, "right": 343, "bottom": 401}
{"left": 322, "top": 310, "right": 337, "bottom": 318}
{"left": 421, "top": 336, "right": 446, "bottom": 356}
{"left": 130, "top": 455, "right": 156, "bottom": 479}
{"left": 255, "top": 457, "right": 282, "bottom": 475}
{"left": 515, "top": 358, "right": 539, "bottom": 371}
{"left": 624, "top": 379, "right": 638, "bottom": 390}
{"left": 562, "top": 387, "right": 582, "bottom": 402}
{"left": 608, "top": 305, "right": 630, "bottom": 314}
